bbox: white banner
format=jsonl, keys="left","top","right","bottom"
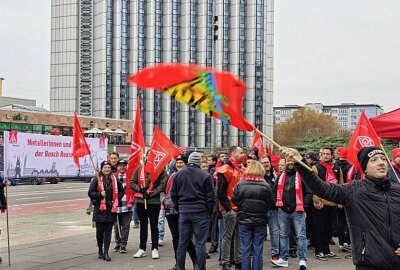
{"left": 3, "top": 131, "right": 108, "bottom": 179}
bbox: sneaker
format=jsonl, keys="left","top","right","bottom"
{"left": 235, "top": 262, "right": 241, "bottom": 269}
{"left": 113, "top": 245, "right": 120, "bottom": 252}
{"left": 271, "top": 258, "right": 288, "bottom": 267}
{"left": 299, "top": 260, "right": 307, "bottom": 270}
{"left": 325, "top": 252, "right": 340, "bottom": 259}
{"left": 315, "top": 252, "right": 328, "bottom": 261}
{"left": 158, "top": 239, "right": 164, "bottom": 247}
{"left": 86, "top": 208, "right": 92, "bottom": 215}
{"left": 133, "top": 249, "right": 147, "bottom": 258}
{"left": 271, "top": 255, "right": 279, "bottom": 263}
{"left": 152, "top": 248, "right": 159, "bottom": 259}
{"left": 133, "top": 223, "right": 139, "bottom": 228}
{"left": 119, "top": 247, "right": 127, "bottom": 253}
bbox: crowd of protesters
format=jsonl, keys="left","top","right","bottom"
{"left": 87, "top": 145, "right": 400, "bottom": 270}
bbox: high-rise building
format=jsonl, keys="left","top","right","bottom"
{"left": 274, "top": 103, "right": 384, "bottom": 130}
{"left": 51, "top": 0, "right": 274, "bottom": 148}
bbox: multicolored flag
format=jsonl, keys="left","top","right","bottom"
{"left": 347, "top": 111, "right": 381, "bottom": 171}
{"left": 72, "top": 113, "right": 91, "bottom": 168}
{"left": 251, "top": 131, "right": 266, "bottom": 158}
{"left": 128, "top": 63, "right": 254, "bottom": 131}
{"left": 145, "top": 126, "right": 180, "bottom": 181}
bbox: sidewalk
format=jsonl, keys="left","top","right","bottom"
{"left": 0, "top": 209, "right": 355, "bottom": 269}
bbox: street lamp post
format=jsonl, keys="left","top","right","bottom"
{"left": 0, "top": 78, "right": 4, "bottom": 96}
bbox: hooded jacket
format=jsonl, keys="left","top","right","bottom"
{"left": 297, "top": 165, "right": 400, "bottom": 270}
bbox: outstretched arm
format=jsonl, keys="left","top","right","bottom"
{"left": 280, "top": 147, "right": 353, "bottom": 206}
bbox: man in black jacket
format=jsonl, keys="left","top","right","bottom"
{"left": 171, "top": 152, "right": 215, "bottom": 270}
{"left": 281, "top": 146, "right": 400, "bottom": 270}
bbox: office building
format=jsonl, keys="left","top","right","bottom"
{"left": 274, "top": 103, "right": 384, "bottom": 130}
{"left": 51, "top": 0, "right": 274, "bottom": 148}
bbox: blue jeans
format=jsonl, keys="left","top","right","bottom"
{"left": 158, "top": 208, "right": 165, "bottom": 241}
{"left": 268, "top": 210, "right": 280, "bottom": 257}
{"left": 218, "top": 218, "right": 224, "bottom": 263}
{"left": 239, "top": 224, "right": 266, "bottom": 270}
{"left": 177, "top": 211, "right": 210, "bottom": 270}
{"left": 132, "top": 202, "right": 140, "bottom": 224}
{"left": 278, "top": 209, "right": 307, "bottom": 262}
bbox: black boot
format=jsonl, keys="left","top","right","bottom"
{"left": 98, "top": 249, "right": 103, "bottom": 259}
{"left": 103, "top": 252, "right": 111, "bottom": 261}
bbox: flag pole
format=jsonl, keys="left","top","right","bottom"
{"left": 380, "top": 144, "right": 400, "bottom": 184}
{"left": 254, "top": 128, "right": 313, "bottom": 172}
{"left": 5, "top": 180, "right": 11, "bottom": 266}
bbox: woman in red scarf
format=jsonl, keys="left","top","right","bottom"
{"left": 88, "top": 161, "right": 124, "bottom": 261}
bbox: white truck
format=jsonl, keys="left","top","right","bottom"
{"left": 3, "top": 131, "right": 108, "bottom": 185}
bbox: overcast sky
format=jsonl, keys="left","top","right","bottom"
{"left": 0, "top": 1, "right": 399, "bottom": 112}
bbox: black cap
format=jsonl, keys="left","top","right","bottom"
{"left": 176, "top": 154, "right": 189, "bottom": 164}
{"left": 304, "top": 151, "right": 319, "bottom": 162}
{"left": 117, "top": 159, "right": 128, "bottom": 166}
{"left": 357, "top": 146, "right": 385, "bottom": 172}
{"left": 100, "top": 161, "right": 111, "bottom": 170}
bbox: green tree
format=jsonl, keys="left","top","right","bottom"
{"left": 274, "top": 108, "right": 339, "bottom": 146}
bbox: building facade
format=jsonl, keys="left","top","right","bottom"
{"left": 50, "top": 0, "right": 274, "bottom": 148}
{"left": 274, "top": 103, "right": 384, "bottom": 130}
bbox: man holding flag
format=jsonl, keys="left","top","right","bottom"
{"left": 281, "top": 146, "right": 400, "bottom": 270}
{"left": 131, "top": 126, "right": 178, "bottom": 260}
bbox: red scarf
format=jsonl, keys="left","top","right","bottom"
{"left": 115, "top": 172, "right": 134, "bottom": 208}
{"left": 242, "top": 175, "right": 265, "bottom": 182}
{"left": 229, "top": 157, "right": 245, "bottom": 174}
{"left": 319, "top": 162, "right": 338, "bottom": 184}
{"left": 98, "top": 175, "right": 119, "bottom": 212}
{"left": 276, "top": 171, "right": 304, "bottom": 212}
{"left": 165, "top": 174, "right": 175, "bottom": 196}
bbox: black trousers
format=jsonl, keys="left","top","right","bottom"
{"left": 96, "top": 222, "right": 114, "bottom": 253}
{"left": 166, "top": 214, "right": 196, "bottom": 265}
{"left": 210, "top": 210, "right": 219, "bottom": 249}
{"left": 137, "top": 202, "right": 160, "bottom": 251}
{"left": 114, "top": 211, "right": 133, "bottom": 248}
{"left": 305, "top": 207, "right": 314, "bottom": 245}
{"left": 337, "top": 208, "right": 351, "bottom": 245}
{"left": 312, "top": 206, "right": 337, "bottom": 255}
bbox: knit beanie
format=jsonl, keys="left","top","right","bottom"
{"left": 392, "top": 148, "right": 400, "bottom": 160}
{"left": 188, "top": 152, "right": 202, "bottom": 166}
{"left": 100, "top": 161, "right": 112, "bottom": 170}
{"left": 176, "top": 154, "right": 189, "bottom": 164}
{"left": 357, "top": 146, "right": 385, "bottom": 172}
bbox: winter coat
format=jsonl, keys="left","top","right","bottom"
{"left": 88, "top": 174, "right": 124, "bottom": 223}
{"left": 130, "top": 165, "right": 167, "bottom": 205}
{"left": 171, "top": 164, "right": 215, "bottom": 215}
{"left": 297, "top": 165, "right": 400, "bottom": 270}
{"left": 232, "top": 177, "right": 273, "bottom": 227}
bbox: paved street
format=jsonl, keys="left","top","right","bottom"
{"left": 0, "top": 182, "right": 355, "bottom": 269}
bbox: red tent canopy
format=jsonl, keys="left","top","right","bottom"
{"left": 370, "top": 108, "right": 400, "bottom": 141}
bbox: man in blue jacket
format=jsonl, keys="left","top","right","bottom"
{"left": 171, "top": 152, "right": 215, "bottom": 270}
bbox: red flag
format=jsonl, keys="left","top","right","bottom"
{"left": 127, "top": 99, "right": 146, "bottom": 181}
{"left": 126, "top": 99, "right": 146, "bottom": 205}
{"left": 145, "top": 126, "right": 180, "bottom": 181}
{"left": 268, "top": 142, "right": 273, "bottom": 158}
{"left": 251, "top": 131, "right": 266, "bottom": 158}
{"left": 347, "top": 111, "right": 381, "bottom": 171}
{"left": 72, "top": 113, "right": 91, "bottom": 168}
